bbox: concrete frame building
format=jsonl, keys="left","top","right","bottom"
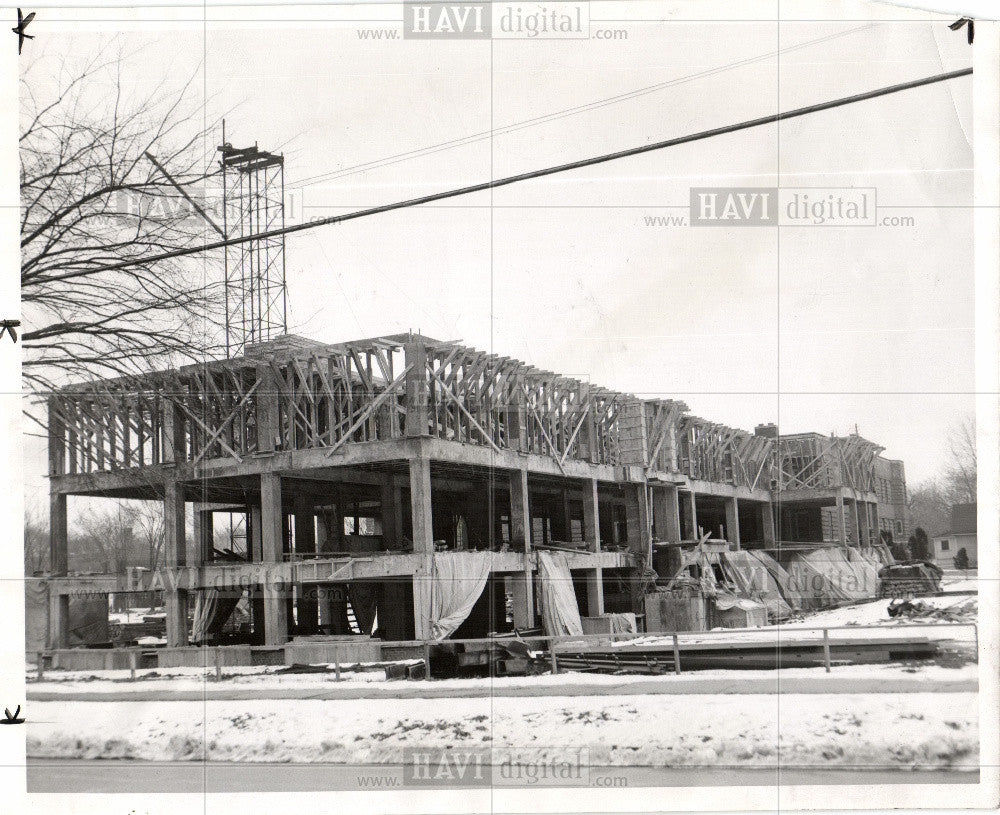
{"left": 43, "top": 333, "right": 905, "bottom": 650}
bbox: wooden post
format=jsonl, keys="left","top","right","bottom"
{"left": 333, "top": 645, "right": 341, "bottom": 681}
{"left": 823, "top": 629, "right": 831, "bottom": 672}
{"left": 672, "top": 633, "right": 681, "bottom": 675}
{"left": 423, "top": 641, "right": 432, "bottom": 680}
{"left": 37, "top": 652, "right": 45, "bottom": 680}
{"left": 129, "top": 650, "right": 137, "bottom": 681}
{"left": 214, "top": 648, "right": 222, "bottom": 681}
{"left": 549, "top": 638, "right": 559, "bottom": 674}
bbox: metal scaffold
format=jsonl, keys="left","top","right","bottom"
{"left": 219, "top": 135, "right": 288, "bottom": 358}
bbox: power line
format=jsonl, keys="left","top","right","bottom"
{"left": 289, "top": 24, "right": 875, "bottom": 189}
{"left": 45, "top": 66, "right": 971, "bottom": 286}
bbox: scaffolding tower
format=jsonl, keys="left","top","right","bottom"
{"left": 219, "top": 140, "right": 288, "bottom": 357}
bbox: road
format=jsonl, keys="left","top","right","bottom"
{"left": 26, "top": 759, "right": 979, "bottom": 793}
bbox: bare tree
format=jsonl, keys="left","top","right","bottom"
{"left": 20, "top": 47, "right": 226, "bottom": 395}
{"left": 944, "top": 414, "right": 977, "bottom": 504}
{"left": 24, "top": 506, "right": 49, "bottom": 574}
{"left": 906, "top": 480, "right": 950, "bottom": 536}
{"left": 74, "top": 505, "right": 136, "bottom": 575}
{"left": 125, "top": 501, "right": 165, "bottom": 571}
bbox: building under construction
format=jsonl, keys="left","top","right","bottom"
{"left": 36, "top": 139, "right": 909, "bottom": 663}
{"left": 41, "top": 330, "right": 908, "bottom": 658}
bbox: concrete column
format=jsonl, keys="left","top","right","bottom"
{"left": 585, "top": 568, "right": 604, "bottom": 617}
{"left": 255, "top": 364, "right": 280, "bottom": 453}
{"left": 724, "top": 497, "right": 741, "bottom": 548}
{"left": 509, "top": 572, "right": 535, "bottom": 628}
{"left": 410, "top": 456, "right": 434, "bottom": 639}
{"left": 165, "top": 590, "right": 189, "bottom": 648}
{"left": 835, "top": 494, "right": 847, "bottom": 547}
{"left": 260, "top": 472, "right": 288, "bottom": 644}
{"left": 856, "top": 500, "right": 870, "bottom": 547}
{"left": 404, "top": 341, "right": 429, "bottom": 437}
{"left": 294, "top": 499, "right": 317, "bottom": 631}
{"left": 684, "top": 491, "right": 698, "bottom": 539}
{"left": 163, "top": 480, "right": 188, "bottom": 647}
{"left": 49, "top": 492, "right": 68, "bottom": 577}
{"left": 761, "top": 501, "right": 777, "bottom": 547}
{"left": 651, "top": 485, "right": 682, "bottom": 543}
{"left": 846, "top": 500, "right": 859, "bottom": 546}
{"left": 263, "top": 572, "right": 288, "bottom": 646}
{"left": 249, "top": 506, "right": 263, "bottom": 562}
{"left": 508, "top": 470, "right": 530, "bottom": 550}
{"left": 260, "top": 473, "right": 283, "bottom": 562}
{"left": 48, "top": 591, "right": 69, "bottom": 649}
{"left": 582, "top": 477, "right": 601, "bottom": 552}
{"left": 508, "top": 469, "right": 534, "bottom": 627}
{"left": 380, "top": 477, "right": 398, "bottom": 546}
{"left": 193, "top": 508, "right": 214, "bottom": 564}
{"left": 624, "top": 483, "right": 652, "bottom": 560}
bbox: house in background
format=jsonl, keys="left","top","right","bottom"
{"left": 932, "top": 503, "right": 977, "bottom": 567}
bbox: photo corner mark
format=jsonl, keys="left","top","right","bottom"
{"left": 1, "top": 706, "right": 24, "bottom": 725}
{"left": 949, "top": 17, "right": 974, "bottom": 45}
{"left": 0, "top": 320, "right": 20, "bottom": 343}
{"left": 13, "top": 8, "right": 34, "bottom": 55}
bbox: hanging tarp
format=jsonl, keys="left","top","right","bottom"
{"left": 348, "top": 583, "right": 380, "bottom": 636}
{"left": 428, "top": 551, "right": 492, "bottom": 640}
{"left": 191, "top": 589, "right": 219, "bottom": 642}
{"left": 787, "top": 547, "right": 880, "bottom": 605}
{"left": 723, "top": 551, "right": 792, "bottom": 620}
{"left": 745, "top": 549, "right": 822, "bottom": 612}
{"left": 537, "top": 551, "right": 584, "bottom": 637}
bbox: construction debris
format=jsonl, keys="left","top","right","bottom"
{"left": 878, "top": 562, "right": 944, "bottom": 598}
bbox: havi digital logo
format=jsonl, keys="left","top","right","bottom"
{"left": 404, "top": 2, "right": 589, "bottom": 40}
{"left": 404, "top": 2, "right": 491, "bottom": 39}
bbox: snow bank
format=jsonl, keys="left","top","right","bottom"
{"left": 27, "top": 692, "right": 978, "bottom": 769}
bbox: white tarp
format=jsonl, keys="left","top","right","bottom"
{"left": 191, "top": 589, "right": 219, "bottom": 642}
{"left": 537, "top": 551, "right": 584, "bottom": 637}
{"left": 429, "top": 551, "right": 492, "bottom": 640}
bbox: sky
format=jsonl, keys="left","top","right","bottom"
{"left": 19, "top": 1, "right": 976, "bottom": 510}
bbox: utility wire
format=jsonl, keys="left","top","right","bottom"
{"left": 45, "top": 66, "right": 971, "bottom": 285}
{"left": 289, "top": 24, "right": 876, "bottom": 189}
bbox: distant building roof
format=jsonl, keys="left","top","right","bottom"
{"left": 935, "top": 503, "right": 977, "bottom": 537}
{"left": 950, "top": 503, "right": 977, "bottom": 534}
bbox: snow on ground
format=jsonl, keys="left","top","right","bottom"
{"left": 26, "top": 658, "right": 977, "bottom": 697}
{"left": 27, "top": 692, "right": 978, "bottom": 769}
{"left": 775, "top": 595, "right": 978, "bottom": 630}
